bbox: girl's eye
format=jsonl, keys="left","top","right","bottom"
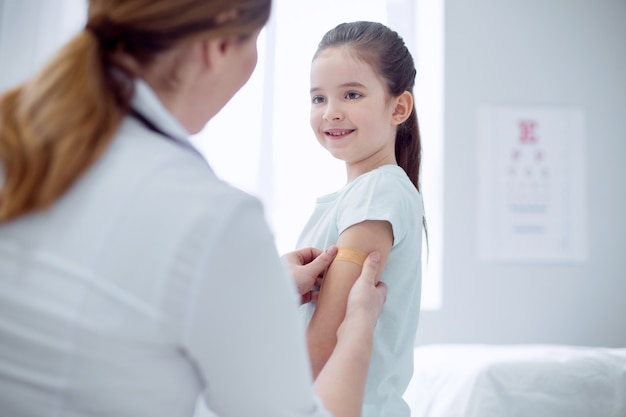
{"left": 346, "top": 91, "right": 362, "bottom": 100}
{"left": 311, "top": 96, "right": 325, "bottom": 104}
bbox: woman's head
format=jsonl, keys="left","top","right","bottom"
{"left": 87, "top": 0, "right": 272, "bottom": 129}
{"left": 87, "top": 0, "right": 271, "bottom": 75}
{"left": 0, "top": 0, "right": 271, "bottom": 222}
{"left": 312, "top": 21, "right": 422, "bottom": 190}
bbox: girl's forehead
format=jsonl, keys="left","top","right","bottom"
{"left": 312, "top": 46, "right": 374, "bottom": 75}
{"left": 315, "top": 46, "right": 361, "bottom": 63}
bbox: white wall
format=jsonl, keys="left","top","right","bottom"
{"left": 415, "top": 0, "right": 626, "bottom": 347}
{"left": 0, "top": 0, "right": 86, "bottom": 91}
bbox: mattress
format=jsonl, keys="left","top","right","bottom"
{"left": 403, "top": 344, "right": 626, "bottom": 417}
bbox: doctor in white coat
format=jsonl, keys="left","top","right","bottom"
{"left": 0, "top": 1, "right": 387, "bottom": 416}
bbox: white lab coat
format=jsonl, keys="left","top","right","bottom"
{"left": 0, "top": 79, "right": 331, "bottom": 417}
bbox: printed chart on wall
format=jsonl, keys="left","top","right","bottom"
{"left": 476, "top": 105, "right": 587, "bottom": 263}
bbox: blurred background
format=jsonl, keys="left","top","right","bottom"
{"left": 1, "top": 0, "right": 624, "bottom": 348}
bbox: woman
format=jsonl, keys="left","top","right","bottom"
{"left": 0, "top": 1, "right": 386, "bottom": 416}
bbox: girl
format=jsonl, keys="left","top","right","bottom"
{"left": 298, "top": 21, "right": 425, "bottom": 417}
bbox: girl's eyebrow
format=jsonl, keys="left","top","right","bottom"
{"left": 310, "top": 81, "right": 367, "bottom": 94}
{"left": 338, "top": 81, "right": 367, "bottom": 89}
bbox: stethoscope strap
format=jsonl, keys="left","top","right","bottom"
{"left": 129, "top": 108, "right": 206, "bottom": 161}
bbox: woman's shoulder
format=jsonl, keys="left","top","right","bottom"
{"left": 83, "top": 120, "right": 263, "bottom": 222}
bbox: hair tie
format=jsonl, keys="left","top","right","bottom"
{"left": 86, "top": 16, "right": 125, "bottom": 50}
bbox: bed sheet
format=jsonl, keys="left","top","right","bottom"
{"left": 403, "top": 344, "right": 626, "bottom": 417}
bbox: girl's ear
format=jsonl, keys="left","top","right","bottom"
{"left": 391, "top": 91, "right": 413, "bottom": 125}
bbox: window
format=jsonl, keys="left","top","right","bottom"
{"left": 191, "top": 0, "right": 444, "bottom": 310}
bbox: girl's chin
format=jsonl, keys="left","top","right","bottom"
{"left": 327, "top": 151, "right": 350, "bottom": 162}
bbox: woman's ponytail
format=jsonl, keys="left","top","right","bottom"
{"left": 0, "top": 29, "right": 130, "bottom": 222}
{"left": 0, "top": 0, "right": 272, "bottom": 223}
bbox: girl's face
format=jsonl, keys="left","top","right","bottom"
{"left": 310, "top": 46, "right": 398, "bottom": 180}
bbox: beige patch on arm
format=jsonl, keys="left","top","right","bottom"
{"left": 335, "top": 247, "right": 368, "bottom": 266}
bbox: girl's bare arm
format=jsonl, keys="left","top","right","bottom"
{"left": 306, "top": 219, "right": 393, "bottom": 378}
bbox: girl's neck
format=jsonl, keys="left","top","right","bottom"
{"left": 345, "top": 154, "right": 397, "bottom": 183}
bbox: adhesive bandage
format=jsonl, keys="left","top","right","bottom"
{"left": 335, "top": 247, "right": 368, "bottom": 266}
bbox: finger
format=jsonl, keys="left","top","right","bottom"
{"left": 357, "top": 251, "right": 381, "bottom": 286}
{"left": 304, "top": 245, "right": 338, "bottom": 274}
{"left": 375, "top": 280, "right": 388, "bottom": 301}
{"left": 300, "top": 292, "right": 311, "bottom": 305}
{"left": 308, "top": 247, "right": 324, "bottom": 258}
{"left": 298, "top": 247, "right": 324, "bottom": 264}
{"left": 301, "top": 289, "right": 321, "bottom": 305}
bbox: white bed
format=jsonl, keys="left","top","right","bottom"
{"left": 403, "top": 344, "right": 626, "bottom": 417}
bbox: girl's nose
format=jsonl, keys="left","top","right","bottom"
{"left": 323, "top": 102, "right": 344, "bottom": 121}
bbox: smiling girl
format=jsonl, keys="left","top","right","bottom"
{"left": 297, "top": 21, "right": 425, "bottom": 417}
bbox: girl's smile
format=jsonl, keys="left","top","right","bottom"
{"left": 324, "top": 128, "right": 356, "bottom": 139}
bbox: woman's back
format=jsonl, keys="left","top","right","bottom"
{"left": 0, "top": 108, "right": 252, "bottom": 416}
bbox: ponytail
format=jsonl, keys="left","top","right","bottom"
{"left": 395, "top": 105, "right": 421, "bottom": 192}
{"left": 396, "top": 104, "right": 428, "bottom": 249}
{"left": 0, "top": 30, "right": 131, "bottom": 222}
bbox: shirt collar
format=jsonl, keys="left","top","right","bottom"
{"left": 130, "top": 78, "right": 191, "bottom": 143}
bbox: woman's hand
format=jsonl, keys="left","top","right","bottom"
{"left": 315, "top": 251, "right": 387, "bottom": 417}
{"left": 282, "top": 246, "right": 338, "bottom": 304}
{"left": 339, "top": 252, "right": 388, "bottom": 337}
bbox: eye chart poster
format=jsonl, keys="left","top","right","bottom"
{"left": 476, "top": 105, "right": 587, "bottom": 263}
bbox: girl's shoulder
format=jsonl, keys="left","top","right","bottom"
{"left": 343, "top": 165, "right": 421, "bottom": 202}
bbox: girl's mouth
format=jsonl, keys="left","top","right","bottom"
{"left": 325, "top": 129, "right": 355, "bottom": 138}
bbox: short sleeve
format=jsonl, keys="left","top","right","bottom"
{"left": 336, "top": 169, "right": 415, "bottom": 246}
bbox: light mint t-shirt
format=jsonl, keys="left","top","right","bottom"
{"left": 297, "top": 164, "right": 424, "bottom": 417}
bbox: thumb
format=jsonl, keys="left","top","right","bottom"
{"left": 357, "top": 251, "right": 381, "bottom": 285}
{"left": 305, "top": 245, "right": 338, "bottom": 275}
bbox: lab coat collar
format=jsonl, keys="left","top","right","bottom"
{"left": 130, "top": 78, "right": 191, "bottom": 144}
